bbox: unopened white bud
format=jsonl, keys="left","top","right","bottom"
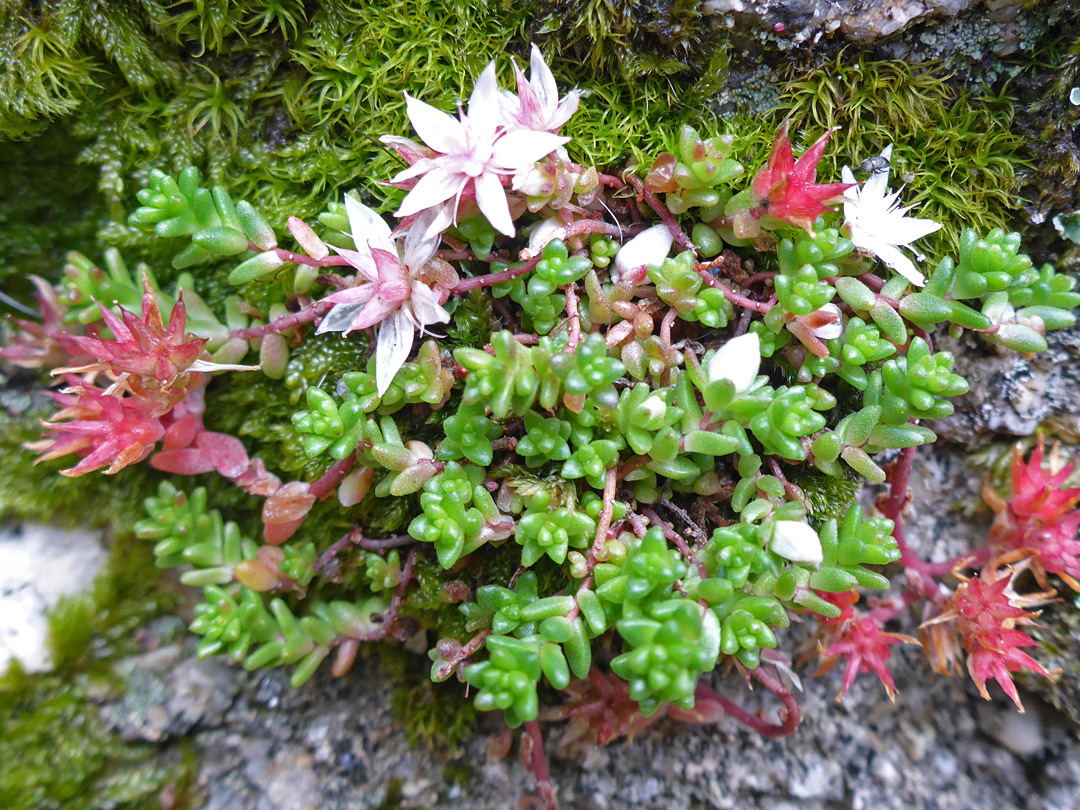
{"left": 614, "top": 224, "right": 673, "bottom": 282}
{"left": 770, "top": 520, "right": 823, "bottom": 567}
{"left": 706, "top": 332, "right": 761, "bottom": 394}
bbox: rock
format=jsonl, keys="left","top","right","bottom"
{"left": 935, "top": 328, "right": 1080, "bottom": 443}
{"left": 0, "top": 523, "right": 107, "bottom": 672}
{"left": 104, "top": 644, "right": 239, "bottom": 742}
{"left": 702, "top": 0, "right": 978, "bottom": 46}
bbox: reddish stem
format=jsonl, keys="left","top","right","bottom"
{"left": 643, "top": 507, "right": 707, "bottom": 579}
{"left": 231, "top": 301, "right": 333, "bottom": 340}
{"left": 435, "top": 629, "right": 490, "bottom": 680}
{"left": 453, "top": 220, "right": 626, "bottom": 293}
{"left": 694, "top": 265, "right": 772, "bottom": 314}
{"left": 564, "top": 282, "right": 582, "bottom": 351}
{"left": 524, "top": 721, "right": 559, "bottom": 810}
{"left": 622, "top": 171, "right": 695, "bottom": 253}
{"left": 674, "top": 669, "right": 801, "bottom": 738}
{"left": 251, "top": 242, "right": 351, "bottom": 268}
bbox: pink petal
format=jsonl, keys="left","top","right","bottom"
{"left": 332, "top": 245, "right": 378, "bottom": 281}
{"left": 321, "top": 284, "right": 376, "bottom": 306}
{"left": 349, "top": 294, "right": 402, "bottom": 332}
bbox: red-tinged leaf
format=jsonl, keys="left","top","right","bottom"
{"left": 151, "top": 447, "right": 216, "bottom": 475}
{"left": 196, "top": 431, "right": 249, "bottom": 478}
{"left": 263, "top": 481, "right": 316, "bottom": 524}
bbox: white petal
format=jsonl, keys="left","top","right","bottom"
{"left": 841, "top": 165, "right": 857, "bottom": 188}
{"left": 468, "top": 62, "right": 501, "bottom": 142}
{"left": 395, "top": 168, "right": 464, "bottom": 218}
{"left": 862, "top": 144, "right": 893, "bottom": 201}
{"left": 375, "top": 310, "right": 415, "bottom": 395}
{"left": 770, "top": 521, "right": 823, "bottom": 567}
{"left": 491, "top": 130, "right": 569, "bottom": 170}
{"left": 317, "top": 302, "right": 368, "bottom": 334}
{"left": 473, "top": 171, "right": 515, "bottom": 236}
{"left": 809, "top": 303, "right": 844, "bottom": 340}
{"left": 529, "top": 44, "right": 558, "bottom": 111}
{"left": 409, "top": 281, "right": 451, "bottom": 327}
{"left": 866, "top": 239, "right": 926, "bottom": 287}
{"left": 417, "top": 202, "right": 455, "bottom": 240}
{"left": 401, "top": 221, "right": 441, "bottom": 271}
{"left": 614, "top": 224, "right": 672, "bottom": 281}
{"left": 706, "top": 332, "right": 761, "bottom": 394}
{"left": 884, "top": 213, "right": 942, "bottom": 246}
{"left": 344, "top": 193, "right": 395, "bottom": 255}
{"left": 527, "top": 217, "right": 566, "bottom": 253}
{"left": 404, "top": 93, "right": 465, "bottom": 154}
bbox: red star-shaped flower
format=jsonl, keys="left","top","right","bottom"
{"left": 750, "top": 121, "right": 853, "bottom": 232}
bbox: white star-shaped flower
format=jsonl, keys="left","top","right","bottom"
{"left": 841, "top": 145, "right": 942, "bottom": 287}
{"left": 317, "top": 195, "right": 454, "bottom": 395}
{"left": 385, "top": 62, "right": 568, "bottom": 238}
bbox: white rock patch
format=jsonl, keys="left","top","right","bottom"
{"left": 0, "top": 523, "right": 107, "bottom": 673}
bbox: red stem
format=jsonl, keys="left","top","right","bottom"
{"left": 452, "top": 220, "right": 626, "bottom": 293}
{"left": 694, "top": 265, "right": 772, "bottom": 314}
{"left": 524, "top": 721, "right": 559, "bottom": 810}
{"left": 643, "top": 507, "right": 707, "bottom": 579}
{"left": 231, "top": 301, "right": 333, "bottom": 339}
{"left": 564, "top": 282, "right": 582, "bottom": 351}
{"left": 622, "top": 171, "right": 695, "bottom": 253}
{"left": 252, "top": 242, "right": 351, "bottom": 268}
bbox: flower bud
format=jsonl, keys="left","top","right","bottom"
{"left": 706, "top": 331, "right": 760, "bottom": 393}
{"left": 614, "top": 224, "right": 673, "bottom": 282}
{"left": 770, "top": 520, "right": 823, "bottom": 567}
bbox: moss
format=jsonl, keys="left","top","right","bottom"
{"left": 717, "top": 55, "right": 1026, "bottom": 262}
{"left": 0, "top": 535, "right": 192, "bottom": 810}
{"left": 1016, "top": 591, "right": 1080, "bottom": 722}
{"left": 383, "top": 646, "right": 478, "bottom": 752}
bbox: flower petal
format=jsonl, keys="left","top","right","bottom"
{"left": 404, "top": 93, "right": 465, "bottom": 154}
{"left": 316, "top": 301, "right": 369, "bottom": 334}
{"left": 375, "top": 310, "right": 415, "bottom": 395}
{"left": 345, "top": 193, "right": 395, "bottom": 255}
{"left": 529, "top": 44, "right": 558, "bottom": 111}
{"left": 491, "top": 130, "right": 569, "bottom": 170}
{"left": 614, "top": 224, "right": 672, "bottom": 281}
{"left": 468, "top": 62, "right": 502, "bottom": 142}
{"left": 395, "top": 168, "right": 464, "bottom": 218}
{"left": 862, "top": 144, "right": 894, "bottom": 201}
{"left": 409, "top": 281, "right": 451, "bottom": 328}
{"left": 863, "top": 239, "right": 926, "bottom": 287}
{"left": 473, "top": 171, "right": 515, "bottom": 236}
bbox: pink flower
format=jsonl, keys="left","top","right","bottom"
{"left": 500, "top": 44, "right": 580, "bottom": 134}
{"left": 383, "top": 61, "right": 569, "bottom": 237}
{"left": 922, "top": 563, "right": 1053, "bottom": 711}
{"left": 317, "top": 196, "right": 458, "bottom": 394}
{"left": 30, "top": 377, "right": 165, "bottom": 476}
